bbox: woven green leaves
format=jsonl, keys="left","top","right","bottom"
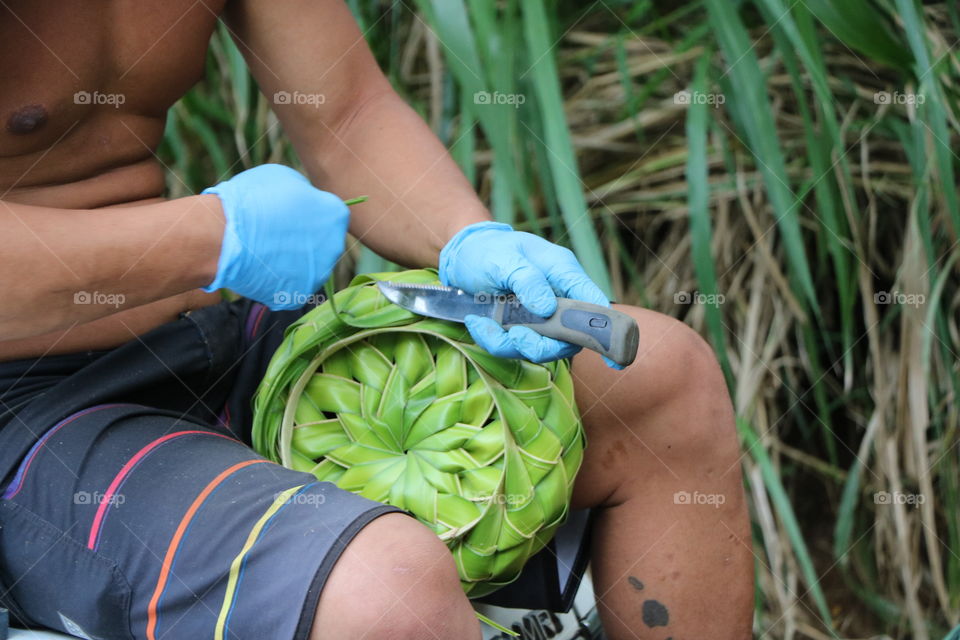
{"left": 252, "top": 269, "right": 585, "bottom": 596}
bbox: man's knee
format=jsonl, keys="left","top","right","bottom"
{"left": 312, "top": 513, "right": 480, "bottom": 640}
{"left": 636, "top": 312, "right": 736, "bottom": 455}
{"left": 576, "top": 308, "right": 738, "bottom": 469}
{"left": 640, "top": 310, "right": 727, "bottom": 404}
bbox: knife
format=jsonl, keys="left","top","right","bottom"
{"left": 376, "top": 281, "right": 639, "bottom": 367}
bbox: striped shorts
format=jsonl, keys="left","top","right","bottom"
{"left": 0, "top": 404, "right": 397, "bottom": 640}
{"left": 0, "top": 301, "right": 398, "bottom": 640}
{"left": 0, "top": 300, "right": 591, "bottom": 640}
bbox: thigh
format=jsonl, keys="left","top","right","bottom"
{"left": 0, "top": 404, "right": 399, "bottom": 640}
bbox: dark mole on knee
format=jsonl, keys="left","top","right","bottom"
{"left": 627, "top": 576, "right": 644, "bottom": 591}
{"left": 642, "top": 599, "right": 669, "bottom": 627}
{"left": 6, "top": 104, "right": 48, "bottom": 134}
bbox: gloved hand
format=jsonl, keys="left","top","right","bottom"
{"left": 201, "top": 164, "right": 349, "bottom": 310}
{"left": 439, "top": 221, "right": 621, "bottom": 368}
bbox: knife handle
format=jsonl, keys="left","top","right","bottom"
{"left": 498, "top": 298, "right": 639, "bottom": 367}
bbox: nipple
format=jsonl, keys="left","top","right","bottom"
{"left": 6, "top": 104, "right": 48, "bottom": 135}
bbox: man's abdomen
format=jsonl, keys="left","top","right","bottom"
{"left": 0, "top": 290, "right": 222, "bottom": 361}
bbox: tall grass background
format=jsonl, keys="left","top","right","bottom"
{"left": 158, "top": 1, "right": 960, "bottom": 638}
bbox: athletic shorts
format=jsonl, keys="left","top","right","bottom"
{"left": 0, "top": 299, "right": 591, "bottom": 639}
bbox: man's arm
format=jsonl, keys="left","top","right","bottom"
{"left": 224, "top": 0, "right": 490, "bottom": 268}
{"left": 224, "top": 0, "right": 618, "bottom": 368}
{"left": 0, "top": 197, "right": 223, "bottom": 340}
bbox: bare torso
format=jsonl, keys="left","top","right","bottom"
{"left": 0, "top": 1, "right": 227, "bottom": 360}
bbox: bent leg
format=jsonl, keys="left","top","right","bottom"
{"left": 570, "top": 305, "right": 753, "bottom": 639}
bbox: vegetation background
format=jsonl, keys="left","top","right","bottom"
{"left": 159, "top": 1, "right": 960, "bottom": 638}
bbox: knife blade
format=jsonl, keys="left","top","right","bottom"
{"left": 376, "top": 281, "right": 639, "bottom": 367}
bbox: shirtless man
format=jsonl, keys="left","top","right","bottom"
{"left": 0, "top": 2, "right": 753, "bottom": 638}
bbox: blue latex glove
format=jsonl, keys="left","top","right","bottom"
{"left": 202, "top": 164, "right": 349, "bottom": 310}
{"left": 439, "top": 221, "right": 621, "bottom": 368}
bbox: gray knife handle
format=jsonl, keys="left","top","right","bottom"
{"left": 497, "top": 297, "right": 639, "bottom": 367}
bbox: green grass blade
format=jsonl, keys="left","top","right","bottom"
{"left": 415, "top": 0, "right": 537, "bottom": 227}
{"left": 685, "top": 51, "right": 733, "bottom": 388}
{"left": 705, "top": 0, "right": 819, "bottom": 316}
{"left": 180, "top": 110, "right": 231, "bottom": 180}
{"left": 895, "top": 0, "right": 960, "bottom": 240}
{"left": 451, "top": 90, "right": 478, "bottom": 186}
{"left": 802, "top": 0, "right": 912, "bottom": 70}
{"left": 756, "top": 0, "right": 851, "bottom": 461}
{"left": 520, "top": 0, "right": 612, "bottom": 296}
{"left": 739, "top": 418, "right": 836, "bottom": 632}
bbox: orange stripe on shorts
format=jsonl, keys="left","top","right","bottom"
{"left": 145, "top": 458, "right": 269, "bottom": 640}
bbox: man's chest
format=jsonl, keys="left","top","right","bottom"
{"left": 0, "top": 0, "right": 224, "bottom": 152}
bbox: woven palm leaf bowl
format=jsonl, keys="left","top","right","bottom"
{"left": 251, "top": 269, "right": 585, "bottom": 597}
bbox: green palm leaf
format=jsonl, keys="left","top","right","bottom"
{"left": 252, "top": 269, "right": 585, "bottom": 597}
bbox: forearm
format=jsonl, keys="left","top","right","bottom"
{"left": 299, "top": 91, "right": 491, "bottom": 267}
{"left": 0, "top": 196, "right": 223, "bottom": 340}
{"left": 224, "top": 0, "right": 488, "bottom": 266}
